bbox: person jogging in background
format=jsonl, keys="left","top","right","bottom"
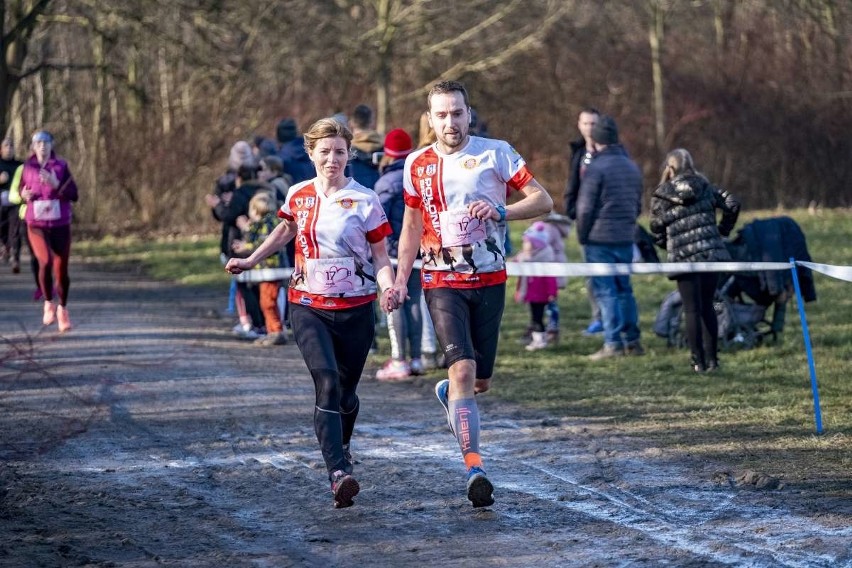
{"left": 9, "top": 130, "right": 79, "bottom": 332}
{"left": 388, "top": 80, "right": 553, "bottom": 508}
{"left": 226, "top": 117, "right": 398, "bottom": 509}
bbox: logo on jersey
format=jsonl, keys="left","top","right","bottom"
{"left": 462, "top": 158, "right": 478, "bottom": 169}
{"left": 426, "top": 164, "right": 437, "bottom": 176}
{"left": 423, "top": 272, "right": 433, "bottom": 283}
{"left": 295, "top": 196, "right": 316, "bottom": 209}
{"left": 337, "top": 198, "right": 355, "bottom": 209}
{"left": 299, "top": 296, "right": 313, "bottom": 305}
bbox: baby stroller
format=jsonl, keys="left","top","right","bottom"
{"left": 654, "top": 215, "right": 816, "bottom": 350}
{"left": 652, "top": 277, "right": 772, "bottom": 350}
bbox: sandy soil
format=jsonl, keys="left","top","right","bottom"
{"left": 1, "top": 261, "right": 850, "bottom": 567}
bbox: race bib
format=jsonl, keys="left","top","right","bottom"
{"left": 439, "top": 209, "right": 487, "bottom": 248}
{"left": 306, "top": 257, "right": 356, "bottom": 294}
{"left": 32, "top": 199, "right": 61, "bottom": 221}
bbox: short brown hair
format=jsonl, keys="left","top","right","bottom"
{"left": 303, "top": 117, "right": 353, "bottom": 154}
{"left": 427, "top": 80, "right": 470, "bottom": 111}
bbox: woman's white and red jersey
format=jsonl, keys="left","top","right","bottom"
{"left": 402, "top": 135, "right": 534, "bottom": 289}
{"left": 279, "top": 177, "right": 391, "bottom": 310}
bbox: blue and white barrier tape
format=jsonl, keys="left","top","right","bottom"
{"left": 234, "top": 260, "right": 851, "bottom": 283}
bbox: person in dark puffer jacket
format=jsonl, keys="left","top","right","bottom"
{"left": 649, "top": 148, "right": 740, "bottom": 373}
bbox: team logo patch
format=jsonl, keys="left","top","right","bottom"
{"left": 337, "top": 198, "right": 355, "bottom": 209}
{"left": 426, "top": 164, "right": 437, "bottom": 176}
{"left": 306, "top": 197, "right": 316, "bottom": 208}
{"left": 417, "top": 166, "right": 425, "bottom": 176}
{"left": 462, "top": 158, "right": 478, "bottom": 169}
{"left": 295, "top": 197, "right": 304, "bottom": 208}
{"left": 423, "top": 272, "right": 433, "bottom": 283}
{"left": 299, "top": 296, "right": 313, "bottom": 305}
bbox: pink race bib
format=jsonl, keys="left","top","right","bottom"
{"left": 306, "top": 257, "right": 356, "bottom": 294}
{"left": 439, "top": 209, "right": 487, "bottom": 248}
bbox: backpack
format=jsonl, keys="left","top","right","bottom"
{"left": 653, "top": 290, "right": 684, "bottom": 347}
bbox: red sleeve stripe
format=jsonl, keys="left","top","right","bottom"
{"left": 507, "top": 165, "right": 535, "bottom": 192}
{"left": 403, "top": 193, "right": 421, "bottom": 208}
{"left": 366, "top": 222, "right": 393, "bottom": 243}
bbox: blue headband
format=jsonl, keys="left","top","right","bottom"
{"left": 32, "top": 131, "right": 54, "bottom": 144}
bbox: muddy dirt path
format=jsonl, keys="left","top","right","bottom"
{"left": 1, "top": 262, "right": 850, "bottom": 567}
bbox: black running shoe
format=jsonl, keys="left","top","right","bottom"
{"left": 466, "top": 466, "right": 494, "bottom": 508}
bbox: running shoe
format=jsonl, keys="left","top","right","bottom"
{"left": 582, "top": 320, "right": 604, "bottom": 336}
{"left": 434, "top": 379, "right": 454, "bottom": 434}
{"left": 409, "top": 357, "right": 425, "bottom": 376}
{"left": 466, "top": 466, "right": 495, "bottom": 508}
{"left": 330, "top": 470, "right": 360, "bottom": 509}
{"left": 43, "top": 301, "right": 56, "bottom": 326}
{"left": 375, "top": 359, "right": 410, "bottom": 382}
{"left": 57, "top": 305, "right": 72, "bottom": 333}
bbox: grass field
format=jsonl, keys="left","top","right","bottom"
{"left": 75, "top": 208, "right": 852, "bottom": 486}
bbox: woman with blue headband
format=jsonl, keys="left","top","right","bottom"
{"left": 9, "top": 130, "right": 79, "bottom": 332}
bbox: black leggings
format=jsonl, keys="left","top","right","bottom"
{"left": 677, "top": 273, "right": 719, "bottom": 366}
{"left": 290, "top": 301, "right": 375, "bottom": 477}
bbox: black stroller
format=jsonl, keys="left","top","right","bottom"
{"left": 654, "top": 216, "right": 816, "bottom": 350}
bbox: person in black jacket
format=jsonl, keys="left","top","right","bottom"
{"left": 649, "top": 148, "right": 740, "bottom": 373}
{"left": 0, "top": 137, "right": 24, "bottom": 273}
{"left": 563, "top": 108, "right": 604, "bottom": 335}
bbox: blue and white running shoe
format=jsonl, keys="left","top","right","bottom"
{"left": 434, "top": 379, "right": 454, "bottom": 434}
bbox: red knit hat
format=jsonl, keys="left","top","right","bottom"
{"left": 383, "top": 128, "right": 414, "bottom": 159}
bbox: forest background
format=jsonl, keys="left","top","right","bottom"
{"left": 2, "top": 0, "right": 850, "bottom": 234}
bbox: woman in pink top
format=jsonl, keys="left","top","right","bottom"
{"left": 10, "top": 131, "right": 79, "bottom": 332}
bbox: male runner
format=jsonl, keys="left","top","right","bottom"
{"left": 389, "top": 80, "right": 553, "bottom": 507}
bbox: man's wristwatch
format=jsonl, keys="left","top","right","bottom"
{"left": 495, "top": 205, "right": 506, "bottom": 222}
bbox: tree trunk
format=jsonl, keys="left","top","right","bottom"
{"left": 375, "top": 0, "right": 394, "bottom": 133}
{"left": 648, "top": 0, "right": 666, "bottom": 158}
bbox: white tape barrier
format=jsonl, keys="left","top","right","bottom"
{"left": 797, "top": 261, "right": 852, "bottom": 283}
{"left": 233, "top": 261, "right": 852, "bottom": 283}
{"left": 504, "top": 261, "right": 792, "bottom": 277}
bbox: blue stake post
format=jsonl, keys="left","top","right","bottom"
{"left": 789, "top": 258, "right": 823, "bottom": 434}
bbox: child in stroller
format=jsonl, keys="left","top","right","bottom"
{"left": 654, "top": 215, "right": 816, "bottom": 350}
{"left": 653, "top": 276, "right": 772, "bottom": 351}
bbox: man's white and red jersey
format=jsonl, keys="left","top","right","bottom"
{"left": 279, "top": 177, "right": 391, "bottom": 310}
{"left": 403, "top": 135, "right": 535, "bottom": 289}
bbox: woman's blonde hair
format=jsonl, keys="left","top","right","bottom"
{"left": 660, "top": 148, "right": 696, "bottom": 184}
{"left": 303, "top": 117, "right": 353, "bottom": 154}
{"left": 417, "top": 111, "right": 436, "bottom": 148}
{"left": 249, "top": 191, "right": 275, "bottom": 218}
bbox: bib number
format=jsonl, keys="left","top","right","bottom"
{"left": 439, "top": 209, "right": 487, "bottom": 248}
{"left": 33, "top": 199, "right": 61, "bottom": 221}
{"left": 306, "top": 257, "right": 356, "bottom": 294}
